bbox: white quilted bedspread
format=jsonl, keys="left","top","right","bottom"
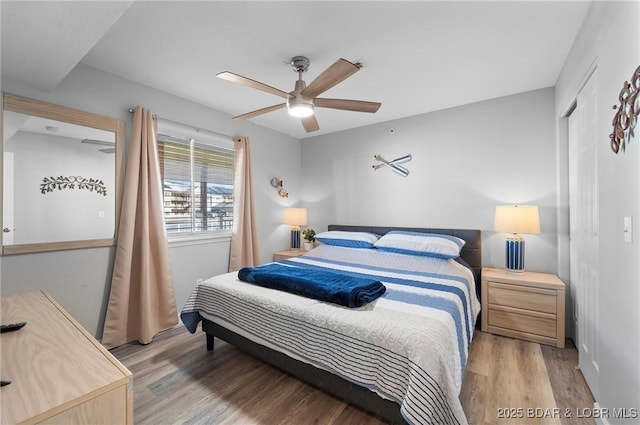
{"left": 181, "top": 245, "right": 480, "bottom": 425}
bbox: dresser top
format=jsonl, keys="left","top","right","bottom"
{"left": 1, "top": 291, "right": 130, "bottom": 424}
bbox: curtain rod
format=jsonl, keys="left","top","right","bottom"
{"left": 128, "top": 108, "right": 235, "bottom": 141}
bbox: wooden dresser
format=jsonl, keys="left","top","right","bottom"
{"left": 0, "top": 291, "right": 133, "bottom": 425}
{"left": 481, "top": 268, "right": 566, "bottom": 348}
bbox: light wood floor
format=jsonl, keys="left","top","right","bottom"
{"left": 111, "top": 326, "right": 595, "bottom": 425}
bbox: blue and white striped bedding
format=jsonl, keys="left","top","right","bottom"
{"left": 181, "top": 244, "right": 480, "bottom": 425}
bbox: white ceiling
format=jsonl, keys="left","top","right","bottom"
{"left": 1, "top": 1, "right": 591, "bottom": 140}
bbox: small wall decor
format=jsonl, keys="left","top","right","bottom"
{"left": 40, "top": 175, "right": 107, "bottom": 196}
{"left": 610, "top": 64, "right": 640, "bottom": 154}
{"left": 270, "top": 177, "right": 289, "bottom": 197}
{"left": 372, "top": 154, "right": 412, "bottom": 177}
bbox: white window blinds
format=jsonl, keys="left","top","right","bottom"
{"left": 158, "top": 133, "right": 234, "bottom": 234}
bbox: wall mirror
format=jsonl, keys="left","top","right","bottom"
{"left": 1, "top": 93, "right": 124, "bottom": 255}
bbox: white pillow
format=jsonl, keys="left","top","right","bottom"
{"left": 314, "top": 231, "right": 381, "bottom": 249}
{"left": 374, "top": 231, "right": 465, "bottom": 259}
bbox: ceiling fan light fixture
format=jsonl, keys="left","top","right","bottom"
{"left": 287, "top": 96, "right": 314, "bottom": 117}
{"left": 219, "top": 56, "right": 380, "bottom": 132}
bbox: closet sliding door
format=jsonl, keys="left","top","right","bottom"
{"left": 568, "top": 68, "right": 600, "bottom": 400}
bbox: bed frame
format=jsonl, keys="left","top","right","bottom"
{"left": 202, "top": 225, "right": 482, "bottom": 424}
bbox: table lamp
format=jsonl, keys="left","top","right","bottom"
{"left": 283, "top": 207, "right": 307, "bottom": 250}
{"left": 494, "top": 205, "right": 540, "bottom": 273}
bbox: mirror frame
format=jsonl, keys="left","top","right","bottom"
{"left": 1, "top": 93, "right": 124, "bottom": 255}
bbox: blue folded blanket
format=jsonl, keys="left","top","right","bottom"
{"left": 238, "top": 263, "right": 386, "bottom": 308}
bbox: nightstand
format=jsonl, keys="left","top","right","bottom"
{"left": 481, "top": 267, "right": 566, "bottom": 348}
{"left": 273, "top": 249, "right": 306, "bottom": 262}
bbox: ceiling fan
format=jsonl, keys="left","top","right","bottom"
{"left": 217, "top": 56, "right": 382, "bottom": 133}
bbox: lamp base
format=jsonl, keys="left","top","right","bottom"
{"left": 505, "top": 234, "right": 525, "bottom": 273}
{"left": 290, "top": 226, "right": 301, "bottom": 250}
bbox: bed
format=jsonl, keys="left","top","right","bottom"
{"left": 181, "top": 225, "right": 482, "bottom": 425}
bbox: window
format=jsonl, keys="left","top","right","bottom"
{"left": 157, "top": 122, "right": 234, "bottom": 236}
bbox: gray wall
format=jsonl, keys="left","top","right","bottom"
{"left": 300, "top": 87, "right": 558, "bottom": 274}
{"left": 555, "top": 2, "right": 639, "bottom": 422}
{"left": 1, "top": 64, "right": 302, "bottom": 338}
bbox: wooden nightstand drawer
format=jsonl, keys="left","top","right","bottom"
{"left": 488, "top": 306, "right": 557, "bottom": 338}
{"left": 487, "top": 282, "right": 557, "bottom": 314}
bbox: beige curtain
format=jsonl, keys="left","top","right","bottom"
{"left": 229, "top": 136, "right": 261, "bottom": 271}
{"left": 102, "top": 107, "right": 178, "bottom": 349}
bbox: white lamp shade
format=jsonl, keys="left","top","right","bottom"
{"left": 494, "top": 205, "right": 540, "bottom": 234}
{"left": 283, "top": 208, "right": 308, "bottom": 226}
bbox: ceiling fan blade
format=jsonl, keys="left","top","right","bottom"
{"left": 301, "top": 115, "right": 320, "bottom": 133}
{"left": 217, "top": 71, "right": 290, "bottom": 99}
{"left": 301, "top": 58, "right": 361, "bottom": 99}
{"left": 315, "top": 98, "right": 381, "bottom": 113}
{"left": 232, "top": 103, "right": 286, "bottom": 120}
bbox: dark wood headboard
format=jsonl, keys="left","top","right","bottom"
{"left": 327, "top": 224, "right": 482, "bottom": 291}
